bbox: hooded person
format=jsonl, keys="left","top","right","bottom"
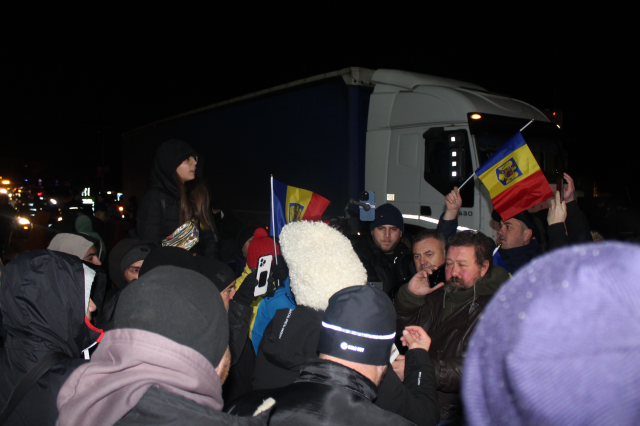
{"left": 228, "top": 285, "right": 430, "bottom": 426}
{"left": 75, "top": 215, "right": 107, "bottom": 263}
{"left": 95, "top": 239, "right": 155, "bottom": 331}
{"left": 0, "top": 250, "right": 104, "bottom": 426}
{"left": 56, "top": 265, "right": 272, "bottom": 426}
{"left": 462, "top": 242, "right": 640, "bottom": 426}
{"left": 137, "top": 139, "right": 219, "bottom": 259}
{"left": 249, "top": 221, "right": 439, "bottom": 426}
{"left": 48, "top": 233, "right": 108, "bottom": 319}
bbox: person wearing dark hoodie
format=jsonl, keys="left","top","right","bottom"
{"left": 137, "top": 139, "right": 219, "bottom": 259}
{"left": 96, "top": 239, "right": 155, "bottom": 331}
{"left": 55, "top": 265, "right": 271, "bottom": 426}
{"left": 250, "top": 221, "right": 439, "bottom": 426}
{"left": 0, "top": 250, "right": 104, "bottom": 426}
{"left": 395, "top": 230, "right": 508, "bottom": 422}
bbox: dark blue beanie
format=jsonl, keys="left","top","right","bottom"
{"left": 369, "top": 203, "right": 404, "bottom": 232}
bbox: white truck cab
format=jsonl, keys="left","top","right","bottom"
{"left": 365, "top": 69, "right": 563, "bottom": 239}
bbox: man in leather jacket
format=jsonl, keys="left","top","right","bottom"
{"left": 228, "top": 284, "right": 436, "bottom": 426}
{"left": 394, "top": 230, "right": 509, "bottom": 422}
{"left": 352, "top": 203, "right": 413, "bottom": 296}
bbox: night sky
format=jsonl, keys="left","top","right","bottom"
{"left": 2, "top": 6, "right": 634, "bottom": 204}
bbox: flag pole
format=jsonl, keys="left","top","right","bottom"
{"left": 270, "top": 175, "right": 278, "bottom": 266}
{"left": 457, "top": 173, "right": 475, "bottom": 191}
{"left": 520, "top": 119, "right": 534, "bottom": 132}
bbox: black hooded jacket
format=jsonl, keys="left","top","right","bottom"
{"left": 137, "top": 139, "right": 219, "bottom": 258}
{"left": 351, "top": 235, "right": 413, "bottom": 296}
{"left": 229, "top": 359, "right": 418, "bottom": 426}
{"left": 0, "top": 250, "right": 103, "bottom": 426}
{"left": 250, "top": 306, "right": 439, "bottom": 426}
{"left": 97, "top": 239, "right": 154, "bottom": 331}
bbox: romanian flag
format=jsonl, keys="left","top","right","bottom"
{"left": 270, "top": 177, "right": 330, "bottom": 237}
{"left": 476, "top": 132, "right": 553, "bottom": 220}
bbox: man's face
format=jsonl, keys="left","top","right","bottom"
{"left": 371, "top": 225, "right": 402, "bottom": 254}
{"left": 413, "top": 238, "right": 445, "bottom": 272}
{"left": 84, "top": 246, "right": 101, "bottom": 266}
{"left": 497, "top": 218, "right": 531, "bottom": 250}
{"left": 220, "top": 281, "right": 236, "bottom": 311}
{"left": 216, "top": 347, "right": 232, "bottom": 384}
{"left": 124, "top": 260, "right": 144, "bottom": 284}
{"left": 444, "top": 245, "right": 488, "bottom": 290}
{"left": 86, "top": 298, "right": 97, "bottom": 320}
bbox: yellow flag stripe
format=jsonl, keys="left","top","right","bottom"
{"left": 478, "top": 144, "right": 542, "bottom": 199}
{"left": 285, "top": 186, "right": 314, "bottom": 222}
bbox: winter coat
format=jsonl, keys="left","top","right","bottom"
{"left": 228, "top": 359, "right": 420, "bottom": 426}
{"left": 56, "top": 328, "right": 268, "bottom": 426}
{"left": 137, "top": 139, "right": 218, "bottom": 258}
{"left": 224, "top": 301, "right": 257, "bottom": 403}
{"left": 251, "top": 306, "right": 440, "bottom": 426}
{"left": 0, "top": 250, "right": 103, "bottom": 426}
{"left": 394, "top": 265, "right": 509, "bottom": 422}
{"left": 351, "top": 234, "right": 413, "bottom": 296}
{"left": 251, "top": 277, "right": 296, "bottom": 354}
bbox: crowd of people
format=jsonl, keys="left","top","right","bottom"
{"left": 0, "top": 139, "right": 638, "bottom": 425}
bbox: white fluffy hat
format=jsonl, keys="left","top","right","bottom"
{"left": 279, "top": 221, "right": 367, "bottom": 311}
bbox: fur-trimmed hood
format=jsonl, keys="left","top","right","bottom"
{"left": 279, "top": 221, "right": 366, "bottom": 311}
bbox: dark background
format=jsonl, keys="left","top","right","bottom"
{"left": 1, "top": 5, "right": 635, "bottom": 206}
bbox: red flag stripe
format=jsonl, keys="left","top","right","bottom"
{"left": 492, "top": 170, "right": 553, "bottom": 220}
{"left": 302, "top": 192, "right": 331, "bottom": 221}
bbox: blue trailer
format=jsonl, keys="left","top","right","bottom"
{"left": 123, "top": 68, "right": 374, "bottom": 222}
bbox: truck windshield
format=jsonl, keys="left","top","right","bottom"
{"left": 468, "top": 113, "right": 567, "bottom": 180}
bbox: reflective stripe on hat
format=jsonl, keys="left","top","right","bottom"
{"left": 321, "top": 321, "right": 395, "bottom": 340}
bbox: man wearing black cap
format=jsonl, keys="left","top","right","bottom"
{"left": 352, "top": 203, "right": 412, "bottom": 295}
{"left": 56, "top": 266, "right": 270, "bottom": 426}
{"left": 228, "top": 285, "right": 437, "bottom": 426}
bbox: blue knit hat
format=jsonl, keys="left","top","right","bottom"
{"left": 462, "top": 242, "right": 640, "bottom": 425}
{"left": 369, "top": 203, "right": 404, "bottom": 232}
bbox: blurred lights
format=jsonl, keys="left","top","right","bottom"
{"left": 18, "top": 217, "right": 30, "bottom": 225}
{"left": 556, "top": 124, "right": 561, "bottom": 129}
{"left": 2, "top": 180, "right": 10, "bottom": 184}
{"left": 50, "top": 199, "right": 57, "bottom": 204}
{"left": 57, "top": 217, "right": 63, "bottom": 222}
{"left": 471, "top": 114, "right": 482, "bottom": 120}
{"left": 23, "top": 225, "right": 29, "bottom": 230}
{"left": 118, "top": 206, "right": 124, "bottom": 212}
{"left": 0, "top": 189, "right": 6, "bottom": 194}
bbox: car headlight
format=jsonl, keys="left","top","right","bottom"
{"left": 18, "top": 218, "right": 30, "bottom": 225}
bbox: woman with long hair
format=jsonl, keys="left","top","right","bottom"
{"left": 137, "top": 139, "right": 219, "bottom": 258}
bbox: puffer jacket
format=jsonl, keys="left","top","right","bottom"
{"left": 250, "top": 306, "right": 439, "bottom": 426}
{"left": 394, "top": 265, "right": 509, "bottom": 421}
{"left": 0, "top": 250, "right": 103, "bottom": 426}
{"left": 351, "top": 235, "right": 413, "bottom": 296}
{"left": 229, "top": 359, "right": 420, "bottom": 426}
{"left": 137, "top": 139, "right": 218, "bottom": 258}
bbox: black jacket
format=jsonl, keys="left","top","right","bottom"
{"left": 224, "top": 301, "right": 256, "bottom": 403}
{"left": 229, "top": 359, "right": 419, "bottom": 426}
{"left": 251, "top": 306, "right": 439, "bottom": 426}
{"left": 394, "top": 265, "right": 509, "bottom": 422}
{"left": 0, "top": 250, "right": 102, "bottom": 426}
{"left": 115, "top": 386, "right": 269, "bottom": 426}
{"left": 137, "top": 139, "right": 219, "bottom": 258}
{"left": 351, "top": 235, "right": 412, "bottom": 296}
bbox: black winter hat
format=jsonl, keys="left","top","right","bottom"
{"left": 369, "top": 203, "right": 404, "bottom": 232}
{"left": 114, "top": 266, "right": 229, "bottom": 368}
{"left": 492, "top": 209, "right": 541, "bottom": 243}
{"left": 317, "top": 285, "right": 396, "bottom": 366}
{"left": 139, "top": 246, "right": 235, "bottom": 292}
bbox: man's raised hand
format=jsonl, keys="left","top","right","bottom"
{"left": 407, "top": 270, "right": 444, "bottom": 297}
{"left": 443, "top": 187, "right": 462, "bottom": 220}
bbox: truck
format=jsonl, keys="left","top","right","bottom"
{"left": 122, "top": 67, "right": 566, "bottom": 238}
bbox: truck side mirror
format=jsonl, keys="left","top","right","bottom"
{"left": 447, "top": 131, "right": 468, "bottom": 182}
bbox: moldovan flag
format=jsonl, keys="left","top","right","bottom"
{"left": 270, "top": 177, "right": 331, "bottom": 238}
{"left": 476, "top": 132, "right": 553, "bottom": 220}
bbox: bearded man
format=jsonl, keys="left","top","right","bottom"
{"left": 393, "top": 231, "right": 509, "bottom": 422}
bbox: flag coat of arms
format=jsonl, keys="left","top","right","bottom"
{"left": 475, "top": 132, "right": 553, "bottom": 220}
{"left": 270, "top": 178, "right": 330, "bottom": 237}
